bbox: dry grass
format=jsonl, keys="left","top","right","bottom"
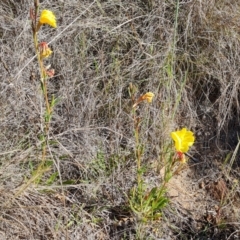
{"left": 0, "top": 0, "right": 240, "bottom": 239}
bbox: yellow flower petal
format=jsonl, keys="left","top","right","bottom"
{"left": 39, "top": 42, "right": 53, "bottom": 59}
{"left": 171, "top": 128, "right": 195, "bottom": 153}
{"left": 141, "top": 92, "right": 155, "bottom": 103}
{"left": 39, "top": 10, "right": 57, "bottom": 28}
{"left": 41, "top": 48, "right": 52, "bottom": 59}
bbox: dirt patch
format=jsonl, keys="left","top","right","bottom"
{"left": 161, "top": 159, "right": 240, "bottom": 239}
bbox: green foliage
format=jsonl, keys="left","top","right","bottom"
{"left": 46, "top": 171, "right": 59, "bottom": 185}
{"left": 31, "top": 160, "right": 53, "bottom": 184}
{"left": 129, "top": 182, "right": 168, "bottom": 222}
{"left": 89, "top": 150, "right": 122, "bottom": 179}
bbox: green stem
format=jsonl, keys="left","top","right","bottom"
{"left": 33, "top": 30, "right": 51, "bottom": 164}
{"left": 42, "top": 78, "right": 51, "bottom": 132}
{"left": 133, "top": 110, "right": 142, "bottom": 186}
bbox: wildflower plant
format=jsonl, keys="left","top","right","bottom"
{"left": 128, "top": 83, "right": 168, "bottom": 221}
{"left": 128, "top": 83, "right": 195, "bottom": 221}
{"left": 28, "top": 1, "right": 57, "bottom": 180}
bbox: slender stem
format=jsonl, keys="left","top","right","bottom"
{"left": 33, "top": 32, "right": 44, "bottom": 78}
{"left": 42, "top": 78, "right": 51, "bottom": 132}
{"left": 33, "top": 29, "right": 51, "bottom": 164}
{"left": 33, "top": 32, "right": 51, "bottom": 119}
{"left": 133, "top": 110, "right": 141, "bottom": 186}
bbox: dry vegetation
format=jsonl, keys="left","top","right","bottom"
{"left": 0, "top": 0, "right": 240, "bottom": 239}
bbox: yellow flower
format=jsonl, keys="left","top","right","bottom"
{"left": 38, "top": 42, "right": 52, "bottom": 59}
{"left": 141, "top": 92, "right": 155, "bottom": 103}
{"left": 171, "top": 128, "right": 195, "bottom": 153}
{"left": 39, "top": 10, "right": 57, "bottom": 28}
{"left": 41, "top": 47, "right": 52, "bottom": 59}
{"left": 133, "top": 92, "right": 155, "bottom": 108}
